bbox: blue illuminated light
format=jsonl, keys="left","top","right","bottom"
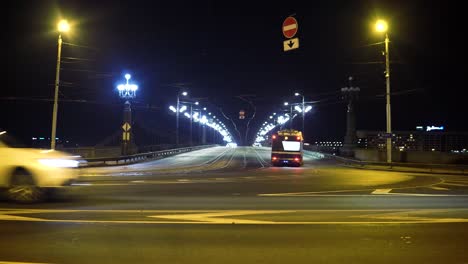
{"left": 426, "top": 126, "right": 444, "bottom": 132}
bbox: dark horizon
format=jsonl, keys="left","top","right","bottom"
{"left": 3, "top": 0, "right": 464, "bottom": 147}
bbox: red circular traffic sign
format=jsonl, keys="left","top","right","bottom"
{"left": 282, "top": 17, "right": 298, "bottom": 39}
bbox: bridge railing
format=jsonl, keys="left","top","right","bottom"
{"left": 79, "top": 144, "right": 218, "bottom": 167}
{"left": 311, "top": 151, "right": 468, "bottom": 175}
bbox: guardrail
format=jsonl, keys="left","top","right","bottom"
{"left": 79, "top": 144, "right": 218, "bottom": 167}
{"left": 313, "top": 151, "right": 468, "bottom": 175}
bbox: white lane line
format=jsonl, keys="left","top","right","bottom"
{"left": 372, "top": 189, "right": 392, "bottom": 194}
{"left": 177, "top": 179, "right": 190, "bottom": 182}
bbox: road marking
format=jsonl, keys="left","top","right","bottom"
{"left": 430, "top": 186, "right": 449, "bottom": 191}
{"left": 372, "top": 189, "right": 392, "bottom": 194}
{"left": 259, "top": 188, "right": 375, "bottom": 196}
{"left": 149, "top": 210, "right": 294, "bottom": 224}
{"left": 0, "top": 261, "right": 52, "bottom": 264}
{"left": 1, "top": 209, "right": 468, "bottom": 225}
{"left": 71, "top": 183, "right": 92, "bottom": 186}
{"left": 442, "top": 180, "right": 468, "bottom": 187}
{"left": 72, "top": 182, "right": 135, "bottom": 186}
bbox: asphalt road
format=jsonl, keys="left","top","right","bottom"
{"left": 1, "top": 146, "right": 468, "bottom": 264}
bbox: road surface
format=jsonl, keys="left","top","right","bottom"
{"left": 1, "top": 146, "right": 467, "bottom": 264}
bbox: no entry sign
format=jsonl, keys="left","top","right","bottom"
{"left": 282, "top": 17, "right": 298, "bottom": 39}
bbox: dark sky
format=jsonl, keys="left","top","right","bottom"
{"left": 3, "top": 0, "right": 465, "bottom": 146}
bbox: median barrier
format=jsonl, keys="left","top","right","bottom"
{"left": 79, "top": 145, "right": 218, "bottom": 167}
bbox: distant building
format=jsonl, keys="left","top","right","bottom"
{"left": 310, "top": 141, "right": 343, "bottom": 154}
{"left": 356, "top": 128, "right": 468, "bottom": 153}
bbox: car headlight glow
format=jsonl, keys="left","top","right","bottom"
{"left": 38, "top": 159, "right": 80, "bottom": 168}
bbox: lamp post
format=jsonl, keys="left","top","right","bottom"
{"left": 176, "top": 91, "right": 188, "bottom": 146}
{"left": 117, "top": 73, "right": 138, "bottom": 155}
{"left": 295, "top": 92, "right": 305, "bottom": 135}
{"left": 202, "top": 107, "right": 207, "bottom": 144}
{"left": 375, "top": 19, "right": 392, "bottom": 163}
{"left": 284, "top": 102, "right": 292, "bottom": 129}
{"left": 50, "top": 19, "right": 70, "bottom": 150}
{"left": 184, "top": 101, "right": 199, "bottom": 146}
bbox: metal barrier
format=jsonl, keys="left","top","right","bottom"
{"left": 80, "top": 145, "right": 218, "bottom": 167}
{"left": 311, "top": 151, "right": 468, "bottom": 175}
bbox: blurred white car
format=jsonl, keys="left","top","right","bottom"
{"left": 252, "top": 143, "right": 262, "bottom": 147}
{"left": 0, "top": 131, "right": 81, "bottom": 202}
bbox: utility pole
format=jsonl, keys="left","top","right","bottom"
{"left": 51, "top": 34, "right": 63, "bottom": 150}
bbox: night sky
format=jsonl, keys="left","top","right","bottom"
{"left": 3, "top": 0, "right": 464, "bottom": 146}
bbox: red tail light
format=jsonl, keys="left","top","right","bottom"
{"left": 272, "top": 156, "right": 278, "bottom": 160}
{"left": 296, "top": 136, "right": 300, "bottom": 140}
{"left": 294, "top": 157, "right": 300, "bottom": 162}
{"left": 272, "top": 135, "right": 277, "bottom": 139}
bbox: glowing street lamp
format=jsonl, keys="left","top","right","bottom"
{"left": 50, "top": 19, "right": 70, "bottom": 150}
{"left": 117, "top": 74, "right": 138, "bottom": 99}
{"left": 375, "top": 19, "right": 392, "bottom": 163}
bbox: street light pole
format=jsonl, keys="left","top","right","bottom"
{"left": 176, "top": 94, "right": 180, "bottom": 146}
{"left": 375, "top": 20, "right": 392, "bottom": 163}
{"left": 384, "top": 33, "right": 392, "bottom": 163}
{"left": 294, "top": 93, "right": 305, "bottom": 135}
{"left": 301, "top": 95, "right": 305, "bottom": 135}
{"left": 175, "top": 91, "right": 188, "bottom": 146}
{"left": 50, "top": 20, "right": 70, "bottom": 150}
{"left": 189, "top": 104, "right": 193, "bottom": 146}
{"left": 50, "top": 33, "right": 62, "bottom": 150}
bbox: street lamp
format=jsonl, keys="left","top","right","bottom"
{"left": 183, "top": 101, "right": 199, "bottom": 146}
{"left": 50, "top": 19, "right": 70, "bottom": 150}
{"left": 375, "top": 19, "right": 392, "bottom": 163}
{"left": 176, "top": 91, "right": 188, "bottom": 146}
{"left": 116, "top": 73, "right": 138, "bottom": 155}
{"left": 295, "top": 92, "right": 305, "bottom": 135}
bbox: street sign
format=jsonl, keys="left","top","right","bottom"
{"left": 283, "top": 38, "right": 299, "bottom": 51}
{"left": 122, "top": 122, "right": 131, "bottom": 131}
{"left": 282, "top": 17, "right": 298, "bottom": 39}
{"left": 122, "top": 132, "right": 130, "bottom": 141}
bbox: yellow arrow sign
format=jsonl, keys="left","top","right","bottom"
{"left": 122, "top": 122, "right": 131, "bottom": 131}
{"left": 283, "top": 37, "right": 299, "bottom": 51}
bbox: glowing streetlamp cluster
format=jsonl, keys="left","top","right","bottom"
{"left": 254, "top": 112, "right": 290, "bottom": 143}
{"left": 254, "top": 96, "right": 313, "bottom": 144}
{"left": 117, "top": 74, "right": 138, "bottom": 99}
{"left": 169, "top": 101, "right": 233, "bottom": 144}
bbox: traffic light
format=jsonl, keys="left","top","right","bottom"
{"left": 239, "top": 109, "right": 245, "bottom": 119}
